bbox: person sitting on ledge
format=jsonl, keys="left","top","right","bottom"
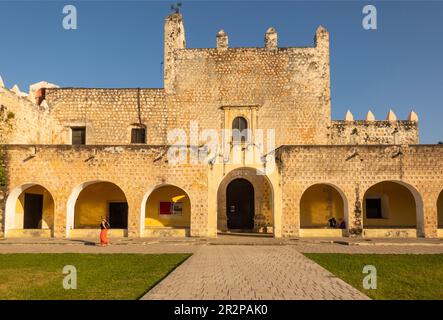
{"left": 337, "top": 218, "right": 346, "bottom": 229}
{"left": 327, "top": 217, "right": 337, "bottom": 228}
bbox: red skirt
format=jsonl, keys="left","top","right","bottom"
{"left": 100, "top": 229, "right": 109, "bottom": 245}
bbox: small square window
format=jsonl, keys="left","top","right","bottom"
{"left": 71, "top": 127, "right": 86, "bottom": 145}
{"left": 131, "top": 128, "right": 146, "bottom": 144}
{"left": 366, "top": 198, "right": 382, "bottom": 219}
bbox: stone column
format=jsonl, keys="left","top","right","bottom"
{"left": 53, "top": 196, "right": 67, "bottom": 238}
{"left": 347, "top": 185, "right": 363, "bottom": 238}
{"left": 421, "top": 198, "right": 438, "bottom": 238}
{"left": 127, "top": 196, "right": 142, "bottom": 237}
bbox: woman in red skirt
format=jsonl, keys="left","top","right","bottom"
{"left": 100, "top": 218, "right": 110, "bottom": 246}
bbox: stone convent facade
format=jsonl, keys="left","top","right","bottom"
{"left": 1, "top": 12, "right": 442, "bottom": 239}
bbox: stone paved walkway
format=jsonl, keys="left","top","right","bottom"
{"left": 2, "top": 236, "right": 442, "bottom": 300}
{"left": 142, "top": 245, "right": 370, "bottom": 300}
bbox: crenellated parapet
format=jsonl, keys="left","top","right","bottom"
{"left": 328, "top": 109, "right": 419, "bottom": 145}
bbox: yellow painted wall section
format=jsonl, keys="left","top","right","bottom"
{"left": 14, "top": 185, "right": 54, "bottom": 229}
{"left": 74, "top": 182, "right": 127, "bottom": 228}
{"left": 145, "top": 185, "right": 191, "bottom": 227}
{"left": 300, "top": 184, "right": 344, "bottom": 227}
{"left": 363, "top": 182, "right": 416, "bottom": 227}
{"left": 438, "top": 191, "right": 443, "bottom": 227}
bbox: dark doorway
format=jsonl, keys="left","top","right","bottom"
{"left": 109, "top": 202, "right": 128, "bottom": 229}
{"left": 24, "top": 193, "right": 43, "bottom": 229}
{"left": 226, "top": 178, "right": 254, "bottom": 230}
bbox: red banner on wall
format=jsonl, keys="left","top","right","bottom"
{"left": 159, "top": 202, "right": 172, "bottom": 215}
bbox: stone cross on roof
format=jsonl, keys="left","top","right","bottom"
{"left": 171, "top": 2, "right": 182, "bottom": 14}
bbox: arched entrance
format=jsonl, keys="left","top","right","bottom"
{"left": 141, "top": 184, "right": 191, "bottom": 237}
{"left": 362, "top": 181, "right": 423, "bottom": 237}
{"left": 217, "top": 167, "right": 274, "bottom": 234}
{"left": 66, "top": 181, "right": 128, "bottom": 237}
{"left": 226, "top": 178, "right": 254, "bottom": 230}
{"left": 4, "top": 184, "right": 55, "bottom": 237}
{"left": 299, "top": 183, "right": 348, "bottom": 237}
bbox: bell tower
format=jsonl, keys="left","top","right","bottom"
{"left": 164, "top": 9, "right": 186, "bottom": 93}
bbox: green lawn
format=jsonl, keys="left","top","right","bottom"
{"left": 305, "top": 253, "right": 443, "bottom": 300}
{"left": 0, "top": 253, "right": 190, "bottom": 300}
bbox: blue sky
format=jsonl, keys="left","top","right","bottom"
{"left": 0, "top": 0, "right": 442, "bottom": 143}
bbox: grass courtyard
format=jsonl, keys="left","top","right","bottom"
{"left": 0, "top": 253, "right": 190, "bottom": 300}
{"left": 305, "top": 253, "right": 443, "bottom": 300}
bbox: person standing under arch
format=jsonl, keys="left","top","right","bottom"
{"left": 100, "top": 218, "right": 110, "bottom": 246}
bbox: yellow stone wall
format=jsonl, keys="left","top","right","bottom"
{"left": 145, "top": 185, "right": 190, "bottom": 227}
{"left": 2, "top": 145, "right": 208, "bottom": 238}
{"left": 14, "top": 185, "right": 54, "bottom": 229}
{"left": 300, "top": 184, "right": 344, "bottom": 227}
{"left": 278, "top": 144, "right": 443, "bottom": 238}
{"left": 363, "top": 181, "right": 416, "bottom": 228}
{"left": 74, "top": 182, "right": 126, "bottom": 228}
{"left": 0, "top": 87, "right": 66, "bottom": 144}
{"left": 1, "top": 144, "right": 443, "bottom": 238}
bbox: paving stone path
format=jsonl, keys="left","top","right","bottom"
{"left": 2, "top": 236, "right": 442, "bottom": 300}
{"left": 142, "top": 245, "right": 369, "bottom": 300}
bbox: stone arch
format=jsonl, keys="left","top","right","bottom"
{"left": 299, "top": 183, "right": 349, "bottom": 229}
{"left": 217, "top": 167, "right": 274, "bottom": 234}
{"left": 140, "top": 183, "right": 191, "bottom": 237}
{"left": 362, "top": 180, "right": 424, "bottom": 237}
{"left": 66, "top": 181, "right": 128, "bottom": 237}
{"left": 4, "top": 183, "right": 55, "bottom": 237}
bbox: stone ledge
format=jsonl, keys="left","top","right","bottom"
{"left": 68, "top": 229, "right": 127, "bottom": 238}
{"left": 6, "top": 229, "right": 51, "bottom": 238}
{"left": 143, "top": 227, "right": 190, "bottom": 237}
